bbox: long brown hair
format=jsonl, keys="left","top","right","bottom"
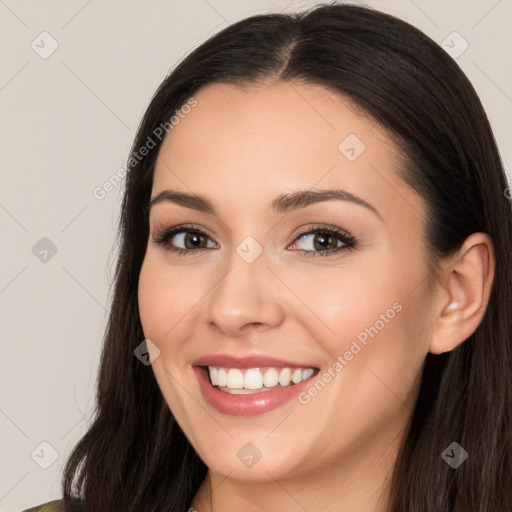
{"left": 62, "top": 3, "right": 512, "bottom": 511}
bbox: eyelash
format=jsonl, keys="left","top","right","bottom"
{"left": 152, "top": 223, "right": 358, "bottom": 258}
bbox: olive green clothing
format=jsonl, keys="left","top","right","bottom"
{"left": 22, "top": 499, "right": 63, "bottom": 512}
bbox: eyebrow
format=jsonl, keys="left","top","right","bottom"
{"left": 148, "top": 188, "right": 382, "bottom": 220}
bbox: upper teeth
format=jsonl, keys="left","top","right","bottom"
{"left": 208, "top": 366, "right": 315, "bottom": 390}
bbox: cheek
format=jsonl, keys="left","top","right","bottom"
{"left": 294, "top": 280, "right": 429, "bottom": 443}
{"left": 137, "top": 256, "right": 199, "bottom": 421}
{"left": 293, "top": 255, "right": 431, "bottom": 385}
{"left": 137, "top": 254, "right": 201, "bottom": 343}
{"left": 138, "top": 265, "right": 168, "bottom": 341}
{"left": 288, "top": 262, "right": 402, "bottom": 350}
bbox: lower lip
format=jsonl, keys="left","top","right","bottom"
{"left": 193, "top": 366, "right": 317, "bottom": 416}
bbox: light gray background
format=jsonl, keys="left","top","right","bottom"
{"left": 1, "top": 1, "right": 510, "bottom": 510}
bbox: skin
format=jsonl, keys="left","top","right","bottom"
{"left": 137, "top": 81, "right": 495, "bottom": 512}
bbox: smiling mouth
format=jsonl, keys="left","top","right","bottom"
{"left": 202, "top": 365, "right": 319, "bottom": 394}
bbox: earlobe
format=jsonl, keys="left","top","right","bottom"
{"left": 428, "top": 232, "right": 495, "bottom": 355}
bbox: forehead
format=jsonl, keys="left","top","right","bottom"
{"left": 151, "top": 81, "right": 423, "bottom": 224}
{"left": 157, "top": 81, "right": 380, "bottom": 163}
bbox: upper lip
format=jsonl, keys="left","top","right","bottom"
{"left": 192, "top": 354, "right": 319, "bottom": 369}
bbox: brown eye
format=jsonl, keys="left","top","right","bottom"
{"left": 181, "top": 232, "right": 208, "bottom": 249}
{"left": 289, "top": 226, "right": 357, "bottom": 257}
{"left": 153, "top": 225, "right": 218, "bottom": 255}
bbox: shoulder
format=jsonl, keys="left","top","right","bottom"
{"left": 21, "top": 499, "right": 64, "bottom": 512}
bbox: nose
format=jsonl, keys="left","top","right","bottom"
{"left": 202, "top": 250, "right": 286, "bottom": 338}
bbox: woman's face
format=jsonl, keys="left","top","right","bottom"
{"left": 138, "top": 81, "right": 436, "bottom": 482}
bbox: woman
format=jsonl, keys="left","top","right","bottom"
{"left": 25, "top": 2, "right": 512, "bottom": 511}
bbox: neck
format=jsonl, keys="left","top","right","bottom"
{"left": 189, "top": 424, "right": 404, "bottom": 512}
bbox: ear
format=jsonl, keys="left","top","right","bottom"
{"left": 429, "top": 232, "right": 495, "bottom": 355}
